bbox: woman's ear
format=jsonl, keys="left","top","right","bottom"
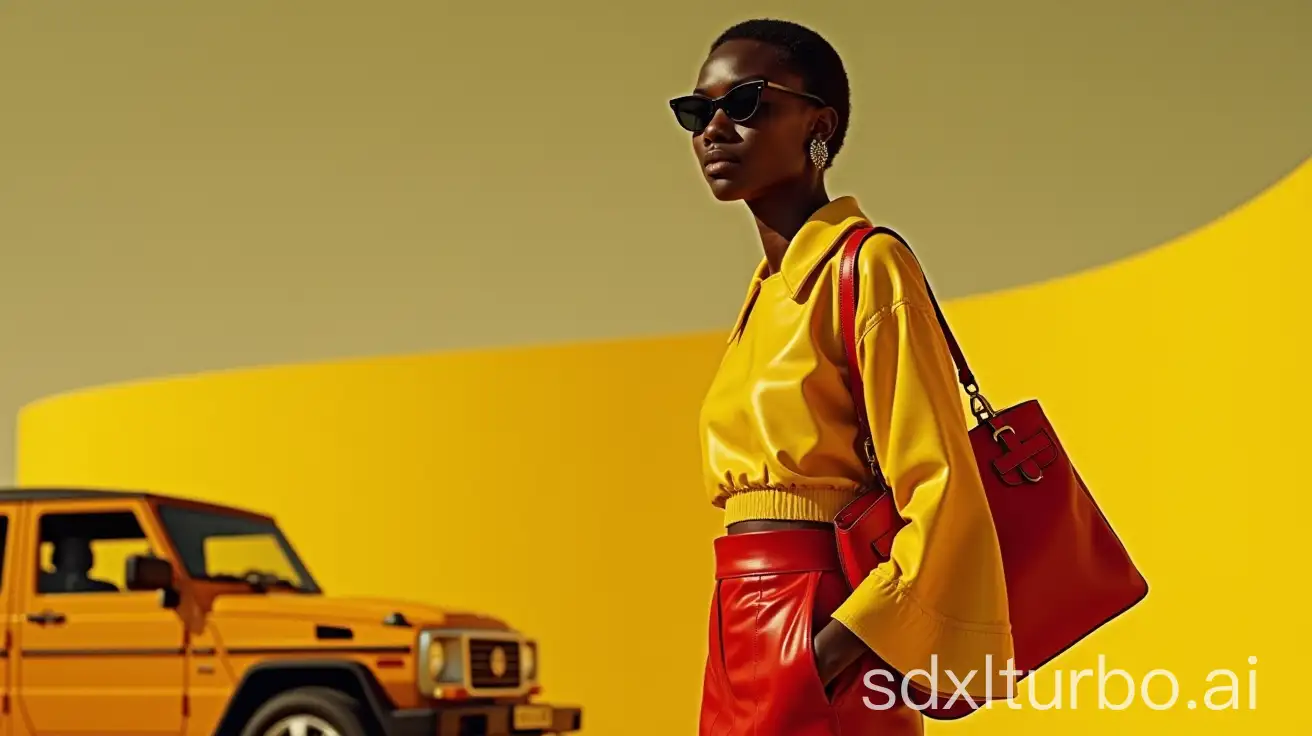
{"left": 811, "top": 107, "right": 839, "bottom": 143}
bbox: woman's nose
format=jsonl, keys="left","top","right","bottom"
{"left": 702, "top": 108, "right": 736, "bottom": 142}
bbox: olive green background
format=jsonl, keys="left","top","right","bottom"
{"left": 1, "top": 0, "right": 1309, "bottom": 486}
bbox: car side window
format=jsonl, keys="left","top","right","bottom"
{"left": 36, "top": 510, "right": 154, "bottom": 595}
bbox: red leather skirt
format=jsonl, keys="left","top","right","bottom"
{"left": 698, "top": 528, "right": 923, "bottom": 736}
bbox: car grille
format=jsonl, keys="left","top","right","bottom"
{"left": 468, "top": 638, "right": 521, "bottom": 690}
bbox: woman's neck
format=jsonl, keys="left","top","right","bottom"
{"left": 747, "top": 179, "right": 830, "bottom": 276}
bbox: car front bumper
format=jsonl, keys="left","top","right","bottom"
{"left": 385, "top": 701, "right": 582, "bottom": 735}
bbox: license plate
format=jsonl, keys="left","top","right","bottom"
{"left": 513, "top": 704, "right": 554, "bottom": 729}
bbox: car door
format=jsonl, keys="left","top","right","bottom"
{"left": 14, "top": 499, "right": 185, "bottom": 736}
{"left": 0, "top": 506, "right": 15, "bottom": 736}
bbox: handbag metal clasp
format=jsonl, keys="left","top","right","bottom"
{"left": 862, "top": 436, "right": 890, "bottom": 491}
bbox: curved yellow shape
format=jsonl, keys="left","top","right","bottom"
{"left": 17, "top": 158, "right": 1311, "bottom": 733}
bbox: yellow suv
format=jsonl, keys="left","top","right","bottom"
{"left": 0, "top": 487, "right": 583, "bottom": 736}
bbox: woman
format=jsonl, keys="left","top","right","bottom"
{"left": 671, "top": 19, "right": 1016, "bottom": 735}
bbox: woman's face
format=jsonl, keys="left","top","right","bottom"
{"left": 683, "top": 40, "right": 831, "bottom": 202}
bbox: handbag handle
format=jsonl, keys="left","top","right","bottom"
{"left": 838, "top": 225, "right": 996, "bottom": 487}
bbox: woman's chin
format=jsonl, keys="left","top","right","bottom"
{"left": 706, "top": 176, "right": 750, "bottom": 202}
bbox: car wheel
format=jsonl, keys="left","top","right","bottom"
{"left": 240, "top": 686, "right": 368, "bottom": 736}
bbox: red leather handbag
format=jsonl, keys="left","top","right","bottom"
{"left": 832, "top": 225, "right": 1149, "bottom": 719}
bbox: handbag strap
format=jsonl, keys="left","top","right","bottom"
{"left": 838, "top": 225, "right": 995, "bottom": 486}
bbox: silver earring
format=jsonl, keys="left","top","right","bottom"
{"left": 809, "top": 138, "right": 829, "bottom": 168}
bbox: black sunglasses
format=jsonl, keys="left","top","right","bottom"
{"left": 669, "top": 79, "right": 826, "bottom": 133}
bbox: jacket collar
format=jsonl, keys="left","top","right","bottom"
{"left": 728, "top": 196, "right": 869, "bottom": 342}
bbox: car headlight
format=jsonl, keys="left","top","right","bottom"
{"left": 522, "top": 640, "right": 538, "bottom": 680}
{"left": 418, "top": 631, "right": 462, "bottom": 693}
{"left": 428, "top": 640, "right": 446, "bottom": 681}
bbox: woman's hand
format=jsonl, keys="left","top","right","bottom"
{"left": 812, "top": 619, "right": 868, "bottom": 691}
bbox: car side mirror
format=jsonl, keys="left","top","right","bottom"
{"left": 125, "top": 554, "right": 174, "bottom": 592}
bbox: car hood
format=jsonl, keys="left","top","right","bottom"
{"left": 210, "top": 593, "right": 511, "bottom": 631}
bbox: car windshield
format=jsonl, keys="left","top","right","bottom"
{"left": 156, "top": 503, "right": 320, "bottom": 594}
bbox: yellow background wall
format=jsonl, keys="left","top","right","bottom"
{"left": 4, "top": 0, "right": 1311, "bottom": 489}
{"left": 18, "top": 159, "right": 1310, "bottom": 733}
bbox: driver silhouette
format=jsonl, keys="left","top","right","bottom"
{"left": 39, "top": 536, "right": 119, "bottom": 593}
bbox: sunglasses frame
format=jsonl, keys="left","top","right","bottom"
{"left": 669, "top": 79, "right": 826, "bottom": 133}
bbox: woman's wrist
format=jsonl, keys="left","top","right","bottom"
{"left": 813, "top": 619, "right": 867, "bottom": 685}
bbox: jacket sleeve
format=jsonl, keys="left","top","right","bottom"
{"left": 829, "top": 262, "right": 1014, "bottom": 701}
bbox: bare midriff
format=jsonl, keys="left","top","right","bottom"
{"left": 725, "top": 519, "right": 833, "bottom": 535}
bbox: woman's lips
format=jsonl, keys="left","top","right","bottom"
{"left": 705, "top": 161, "right": 739, "bottom": 176}
{"left": 703, "top": 149, "right": 740, "bottom": 176}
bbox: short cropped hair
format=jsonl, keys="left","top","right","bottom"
{"left": 711, "top": 18, "right": 851, "bottom": 168}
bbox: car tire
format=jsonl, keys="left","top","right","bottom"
{"left": 239, "top": 686, "right": 369, "bottom": 736}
